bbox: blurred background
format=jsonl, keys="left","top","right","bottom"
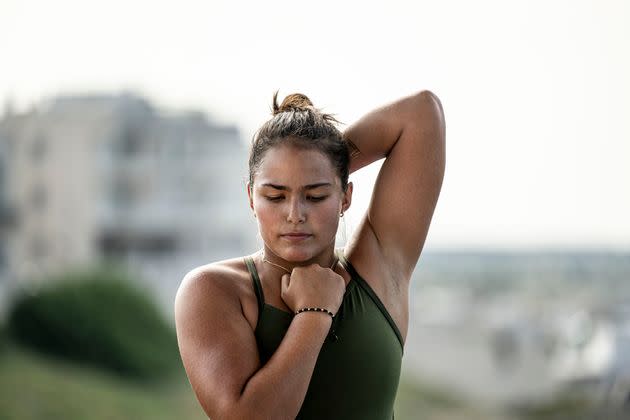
{"left": 1, "top": 0, "right": 629, "bottom": 419}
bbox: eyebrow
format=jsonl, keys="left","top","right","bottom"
{"left": 261, "top": 182, "right": 332, "bottom": 191}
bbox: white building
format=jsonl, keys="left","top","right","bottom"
{"left": 0, "top": 93, "right": 257, "bottom": 315}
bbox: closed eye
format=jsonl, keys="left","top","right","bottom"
{"left": 265, "top": 196, "right": 284, "bottom": 202}
{"left": 308, "top": 196, "right": 328, "bottom": 202}
{"left": 264, "top": 196, "right": 328, "bottom": 202}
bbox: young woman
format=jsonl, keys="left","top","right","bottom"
{"left": 174, "top": 90, "right": 445, "bottom": 419}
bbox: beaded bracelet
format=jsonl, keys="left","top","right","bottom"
{"left": 295, "top": 307, "right": 335, "bottom": 318}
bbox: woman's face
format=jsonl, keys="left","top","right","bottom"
{"left": 248, "top": 143, "right": 352, "bottom": 262}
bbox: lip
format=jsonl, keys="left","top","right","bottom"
{"left": 281, "top": 233, "right": 312, "bottom": 241}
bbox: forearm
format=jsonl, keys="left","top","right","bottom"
{"left": 342, "top": 90, "right": 429, "bottom": 174}
{"left": 232, "top": 312, "right": 333, "bottom": 420}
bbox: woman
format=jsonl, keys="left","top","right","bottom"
{"left": 174, "top": 89, "right": 445, "bottom": 419}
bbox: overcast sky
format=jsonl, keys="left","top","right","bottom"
{"left": 2, "top": 0, "right": 629, "bottom": 250}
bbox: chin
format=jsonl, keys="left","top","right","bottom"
{"left": 279, "top": 247, "right": 314, "bottom": 262}
{"left": 273, "top": 242, "right": 321, "bottom": 262}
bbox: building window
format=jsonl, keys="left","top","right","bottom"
{"left": 116, "top": 124, "right": 143, "bottom": 157}
{"left": 98, "top": 231, "right": 177, "bottom": 258}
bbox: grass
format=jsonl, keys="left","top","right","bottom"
{"left": 3, "top": 339, "right": 592, "bottom": 420}
{"left": 0, "top": 343, "right": 206, "bottom": 420}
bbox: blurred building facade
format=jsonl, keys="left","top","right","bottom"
{"left": 404, "top": 251, "right": 630, "bottom": 408}
{"left": 0, "top": 93, "right": 257, "bottom": 313}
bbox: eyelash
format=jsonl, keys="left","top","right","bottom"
{"left": 266, "top": 196, "right": 328, "bottom": 202}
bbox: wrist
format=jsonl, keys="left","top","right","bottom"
{"left": 295, "top": 307, "right": 335, "bottom": 318}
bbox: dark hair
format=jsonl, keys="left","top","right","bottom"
{"left": 248, "top": 90, "right": 350, "bottom": 191}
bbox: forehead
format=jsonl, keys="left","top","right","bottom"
{"left": 256, "top": 144, "right": 338, "bottom": 187}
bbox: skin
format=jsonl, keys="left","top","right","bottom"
{"left": 174, "top": 90, "right": 446, "bottom": 419}
{"left": 246, "top": 143, "right": 354, "bottom": 313}
{"left": 248, "top": 144, "right": 352, "bottom": 270}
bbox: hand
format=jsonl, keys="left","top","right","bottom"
{"left": 280, "top": 264, "right": 346, "bottom": 315}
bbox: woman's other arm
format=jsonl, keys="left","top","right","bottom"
{"left": 174, "top": 267, "right": 333, "bottom": 420}
{"left": 342, "top": 90, "right": 446, "bottom": 279}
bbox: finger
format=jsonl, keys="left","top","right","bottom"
{"left": 281, "top": 273, "right": 290, "bottom": 291}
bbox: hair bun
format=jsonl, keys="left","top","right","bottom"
{"left": 272, "top": 90, "right": 314, "bottom": 115}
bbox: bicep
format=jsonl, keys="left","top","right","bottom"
{"left": 174, "top": 270, "right": 260, "bottom": 419}
{"left": 366, "top": 91, "right": 446, "bottom": 277}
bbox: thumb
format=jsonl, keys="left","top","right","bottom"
{"left": 281, "top": 273, "right": 290, "bottom": 292}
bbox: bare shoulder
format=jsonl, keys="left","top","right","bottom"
{"left": 173, "top": 255, "right": 261, "bottom": 418}
{"left": 175, "top": 255, "right": 253, "bottom": 310}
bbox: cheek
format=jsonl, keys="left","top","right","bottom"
{"left": 313, "top": 202, "right": 342, "bottom": 226}
{"left": 254, "top": 202, "right": 278, "bottom": 227}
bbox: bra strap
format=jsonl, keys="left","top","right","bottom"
{"left": 244, "top": 256, "right": 265, "bottom": 321}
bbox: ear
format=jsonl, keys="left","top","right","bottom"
{"left": 341, "top": 181, "right": 353, "bottom": 213}
{"left": 246, "top": 182, "right": 255, "bottom": 211}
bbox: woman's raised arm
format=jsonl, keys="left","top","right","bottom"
{"left": 342, "top": 90, "right": 446, "bottom": 280}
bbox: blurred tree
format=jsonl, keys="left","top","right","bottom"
{"left": 6, "top": 264, "right": 180, "bottom": 381}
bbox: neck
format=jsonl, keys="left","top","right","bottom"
{"left": 259, "top": 245, "right": 338, "bottom": 273}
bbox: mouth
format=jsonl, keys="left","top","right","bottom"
{"left": 281, "top": 233, "right": 313, "bottom": 241}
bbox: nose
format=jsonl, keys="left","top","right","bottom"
{"left": 286, "top": 197, "right": 306, "bottom": 224}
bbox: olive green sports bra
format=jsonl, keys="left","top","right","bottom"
{"left": 244, "top": 249, "right": 404, "bottom": 420}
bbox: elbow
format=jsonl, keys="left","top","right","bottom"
{"left": 416, "top": 89, "right": 440, "bottom": 101}
{"left": 410, "top": 90, "right": 446, "bottom": 143}
{"left": 190, "top": 387, "right": 243, "bottom": 420}
{"left": 415, "top": 90, "right": 445, "bottom": 121}
{"left": 210, "top": 401, "right": 243, "bottom": 420}
{"left": 216, "top": 397, "right": 281, "bottom": 420}
{"left": 415, "top": 89, "right": 442, "bottom": 109}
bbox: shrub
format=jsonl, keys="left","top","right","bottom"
{"left": 6, "top": 264, "right": 180, "bottom": 381}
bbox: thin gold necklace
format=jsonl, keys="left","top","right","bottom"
{"left": 260, "top": 251, "right": 338, "bottom": 273}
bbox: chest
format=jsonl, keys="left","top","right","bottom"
{"left": 241, "top": 272, "right": 409, "bottom": 349}
{"left": 254, "top": 282, "right": 404, "bottom": 419}
{"left": 255, "top": 291, "right": 404, "bottom": 361}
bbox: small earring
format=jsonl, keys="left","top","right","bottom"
{"left": 340, "top": 211, "right": 344, "bottom": 217}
